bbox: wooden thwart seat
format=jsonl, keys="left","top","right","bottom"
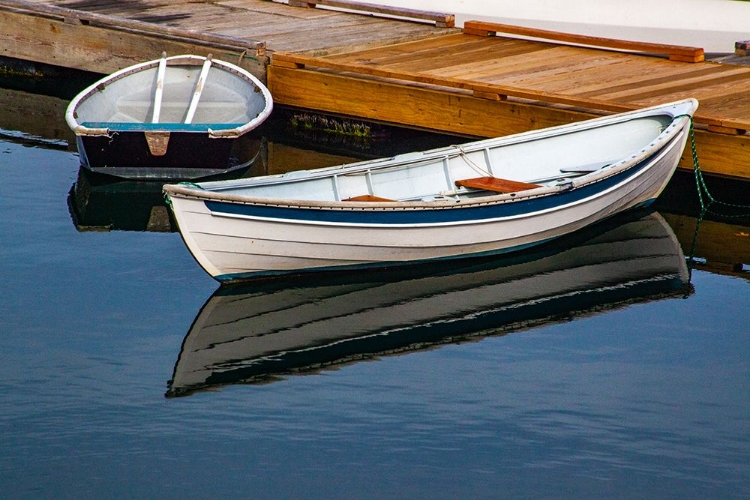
{"left": 455, "top": 176, "right": 541, "bottom": 193}
{"left": 343, "top": 194, "right": 395, "bottom": 202}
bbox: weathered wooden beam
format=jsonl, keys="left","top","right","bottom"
{"left": 0, "top": 2, "right": 268, "bottom": 80}
{"left": 268, "top": 65, "right": 750, "bottom": 180}
{"left": 463, "top": 20, "right": 705, "bottom": 63}
{"left": 271, "top": 51, "right": 635, "bottom": 114}
{"left": 0, "top": 0, "right": 265, "bottom": 51}
{"left": 269, "top": 64, "right": 601, "bottom": 136}
{"left": 285, "top": 0, "right": 454, "bottom": 27}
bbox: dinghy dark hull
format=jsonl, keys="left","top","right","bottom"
{"left": 76, "top": 131, "right": 263, "bottom": 180}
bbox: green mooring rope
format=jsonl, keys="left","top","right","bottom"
{"left": 177, "top": 181, "right": 205, "bottom": 189}
{"left": 680, "top": 115, "right": 750, "bottom": 218}
{"left": 678, "top": 114, "right": 750, "bottom": 282}
{"left": 163, "top": 181, "right": 205, "bottom": 206}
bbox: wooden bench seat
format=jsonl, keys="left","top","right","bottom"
{"left": 455, "top": 176, "right": 541, "bottom": 193}
{"left": 342, "top": 194, "right": 395, "bottom": 202}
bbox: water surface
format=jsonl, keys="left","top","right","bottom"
{"left": 1, "top": 85, "right": 749, "bottom": 499}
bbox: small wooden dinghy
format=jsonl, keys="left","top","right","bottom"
{"left": 163, "top": 99, "right": 697, "bottom": 283}
{"left": 66, "top": 54, "right": 273, "bottom": 180}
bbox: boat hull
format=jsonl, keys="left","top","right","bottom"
{"left": 165, "top": 99, "right": 696, "bottom": 283}
{"left": 75, "top": 131, "right": 261, "bottom": 180}
{"left": 172, "top": 132, "right": 686, "bottom": 282}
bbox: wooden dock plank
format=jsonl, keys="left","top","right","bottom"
{"left": 264, "top": 23, "right": 454, "bottom": 55}
{"left": 442, "top": 46, "right": 631, "bottom": 83}
{"left": 323, "top": 33, "right": 502, "bottom": 60}
{"left": 573, "top": 63, "right": 743, "bottom": 98}
{"left": 329, "top": 36, "right": 514, "bottom": 69}
{"left": 700, "top": 94, "right": 750, "bottom": 122}
{"left": 592, "top": 66, "right": 750, "bottom": 101}
{"left": 336, "top": 31, "right": 480, "bottom": 54}
{"left": 240, "top": 21, "right": 438, "bottom": 54}
{"left": 219, "top": 0, "right": 332, "bottom": 16}
{"left": 369, "top": 40, "right": 557, "bottom": 74}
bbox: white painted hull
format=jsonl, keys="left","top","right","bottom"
{"left": 164, "top": 99, "right": 697, "bottom": 282}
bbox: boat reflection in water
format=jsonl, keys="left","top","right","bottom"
{"left": 67, "top": 137, "right": 267, "bottom": 232}
{"left": 167, "top": 210, "right": 690, "bottom": 397}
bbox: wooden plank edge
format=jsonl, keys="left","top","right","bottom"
{"left": 695, "top": 112, "right": 750, "bottom": 135}
{"left": 707, "top": 124, "right": 748, "bottom": 136}
{"left": 286, "top": 0, "right": 455, "bottom": 27}
{"left": 463, "top": 20, "right": 704, "bottom": 62}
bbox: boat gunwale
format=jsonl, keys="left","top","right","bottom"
{"left": 65, "top": 54, "right": 273, "bottom": 138}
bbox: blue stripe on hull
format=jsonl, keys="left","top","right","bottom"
{"left": 205, "top": 152, "right": 659, "bottom": 225}
{"left": 80, "top": 122, "right": 245, "bottom": 132}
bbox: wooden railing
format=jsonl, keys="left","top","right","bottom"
{"left": 463, "top": 21, "right": 704, "bottom": 63}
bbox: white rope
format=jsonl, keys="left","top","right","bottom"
{"left": 457, "top": 145, "right": 493, "bottom": 177}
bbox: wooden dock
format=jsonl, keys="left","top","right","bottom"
{"left": 3, "top": 0, "right": 750, "bottom": 179}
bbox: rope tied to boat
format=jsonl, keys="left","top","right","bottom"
{"left": 678, "top": 114, "right": 750, "bottom": 218}
{"left": 676, "top": 113, "right": 750, "bottom": 282}
{"left": 178, "top": 181, "right": 205, "bottom": 189}
{"left": 456, "top": 145, "right": 493, "bottom": 178}
{"left": 163, "top": 182, "right": 205, "bottom": 205}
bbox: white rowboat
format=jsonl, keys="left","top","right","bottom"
{"left": 66, "top": 54, "right": 273, "bottom": 180}
{"left": 163, "top": 99, "right": 697, "bottom": 283}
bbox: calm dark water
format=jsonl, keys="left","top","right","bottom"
{"left": 1, "top": 87, "right": 749, "bottom": 499}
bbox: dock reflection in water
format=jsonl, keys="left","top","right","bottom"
{"left": 168, "top": 210, "right": 691, "bottom": 397}
{"left": 67, "top": 168, "right": 176, "bottom": 232}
